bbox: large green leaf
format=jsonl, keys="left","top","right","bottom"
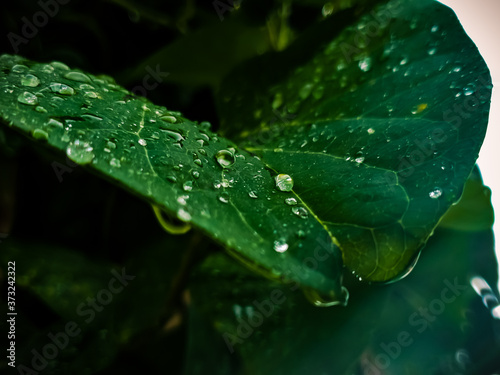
{"left": 188, "top": 167, "right": 499, "bottom": 374}
{"left": 217, "top": 0, "right": 492, "bottom": 281}
{"left": 0, "top": 55, "right": 344, "bottom": 301}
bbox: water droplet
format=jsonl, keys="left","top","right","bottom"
{"left": 177, "top": 208, "right": 191, "bottom": 222}
{"left": 285, "top": 197, "right": 297, "bottom": 206}
{"left": 12, "top": 64, "right": 28, "bottom": 73}
{"left": 32, "top": 129, "right": 48, "bottom": 141}
{"left": 166, "top": 175, "right": 177, "bottom": 183}
{"left": 138, "top": 138, "right": 147, "bottom": 146}
{"left": 160, "top": 115, "right": 177, "bottom": 123}
{"left": 50, "top": 82, "right": 75, "bottom": 95}
{"left": 367, "top": 128, "right": 375, "bottom": 134}
{"left": 106, "top": 141, "right": 117, "bottom": 150}
{"left": 248, "top": 191, "right": 258, "bottom": 199}
{"left": 21, "top": 74, "right": 40, "bottom": 87}
{"left": 183, "top": 181, "right": 193, "bottom": 192}
{"left": 192, "top": 171, "right": 200, "bottom": 179}
{"left": 272, "top": 92, "right": 283, "bottom": 109}
{"left": 303, "top": 286, "right": 349, "bottom": 307}
{"left": 400, "top": 57, "right": 408, "bottom": 65}
{"left": 84, "top": 91, "right": 100, "bottom": 99}
{"left": 411, "top": 103, "right": 428, "bottom": 115}
{"left": 274, "top": 239, "right": 288, "bottom": 253}
{"left": 66, "top": 140, "right": 95, "bottom": 164}
{"left": 35, "top": 106, "right": 47, "bottom": 113}
{"left": 110, "top": 158, "right": 121, "bottom": 168}
{"left": 358, "top": 57, "right": 372, "bottom": 72}
{"left": 162, "top": 130, "right": 184, "bottom": 142}
{"left": 297, "top": 230, "right": 306, "bottom": 238}
{"left": 322, "top": 2, "right": 334, "bottom": 17}
{"left": 355, "top": 155, "right": 365, "bottom": 164}
{"left": 81, "top": 114, "right": 103, "bottom": 121}
{"left": 50, "top": 61, "right": 70, "bottom": 70}
{"left": 427, "top": 48, "right": 437, "bottom": 56}
{"left": 292, "top": 206, "right": 308, "bottom": 219}
{"left": 431, "top": 25, "right": 439, "bottom": 33}
{"left": 299, "top": 83, "right": 313, "bottom": 100}
{"left": 464, "top": 83, "right": 476, "bottom": 96}
{"left": 218, "top": 191, "right": 230, "bottom": 204}
{"left": 275, "top": 174, "right": 294, "bottom": 192}
{"left": 215, "top": 150, "right": 235, "bottom": 168}
{"left": 64, "top": 71, "right": 91, "bottom": 83}
{"left": 194, "top": 159, "right": 203, "bottom": 167}
{"left": 17, "top": 91, "right": 38, "bottom": 106}
{"left": 429, "top": 187, "right": 442, "bottom": 199}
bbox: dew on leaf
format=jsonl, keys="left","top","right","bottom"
{"left": 218, "top": 191, "right": 230, "bottom": 204}
{"left": 248, "top": 191, "right": 258, "bottom": 199}
{"left": 274, "top": 238, "right": 289, "bottom": 253}
{"left": 285, "top": 197, "right": 297, "bottom": 206}
{"left": 163, "top": 130, "right": 184, "bottom": 142}
{"left": 358, "top": 57, "right": 372, "bottom": 72}
{"left": 35, "top": 106, "right": 47, "bottom": 113}
{"left": 64, "top": 71, "right": 92, "bottom": 83}
{"left": 429, "top": 187, "right": 443, "bottom": 199}
{"left": 50, "top": 61, "right": 70, "bottom": 70}
{"left": 17, "top": 91, "right": 38, "bottom": 105}
{"left": 66, "top": 140, "right": 95, "bottom": 164}
{"left": 292, "top": 206, "right": 308, "bottom": 219}
{"left": 160, "top": 115, "right": 177, "bottom": 123}
{"left": 194, "top": 159, "right": 203, "bottom": 167}
{"left": 177, "top": 208, "right": 192, "bottom": 222}
{"left": 12, "top": 64, "right": 28, "bottom": 73}
{"left": 183, "top": 181, "right": 193, "bottom": 192}
{"left": 192, "top": 171, "right": 200, "bottom": 179}
{"left": 215, "top": 150, "right": 235, "bottom": 168}
{"left": 21, "top": 74, "right": 40, "bottom": 87}
{"left": 50, "top": 82, "right": 75, "bottom": 95}
{"left": 110, "top": 158, "right": 121, "bottom": 168}
{"left": 32, "top": 129, "right": 48, "bottom": 141}
{"left": 138, "top": 138, "right": 147, "bottom": 146}
{"left": 276, "top": 174, "right": 294, "bottom": 191}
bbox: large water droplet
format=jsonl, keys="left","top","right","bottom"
{"left": 274, "top": 238, "right": 289, "bottom": 253}
{"left": 177, "top": 208, "right": 192, "bottom": 222}
{"left": 21, "top": 74, "right": 40, "bottom": 87}
{"left": 215, "top": 150, "right": 235, "bottom": 168}
{"left": 429, "top": 187, "right": 442, "bottom": 199}
{"left": 50, "top": 82, "right": 75, "bottom": 95}
{"left": 64, "top": 71, "right": 92, "bottom": 83}
{"left": 275, "top": 174, "right": 294, "bottom": 192}
{"left": 12, "top": 64, "right": 29, "bottom": 73}
{"left": 292, "top": 206, "right": 308, "bottom": 219}
{"left": 17, "top": 91, "right": 38, "bottom": 105}
{"left": 66, "top": 140, "right": 95, "bottom": 164}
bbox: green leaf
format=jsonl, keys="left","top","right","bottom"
{"left": 189, "top": 168, "right": 498, "bottom": 374}
{"left": 217, "top": 0, "right": 492, "bottom": 281}
{"left": 0, "top": 55, "right": 344, "bottom": 301}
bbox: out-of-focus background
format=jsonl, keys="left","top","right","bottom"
{"left": 439, "top": 0, "right": 500, "bottom": 291}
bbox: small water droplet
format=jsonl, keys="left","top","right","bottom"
{"left": 17, "top": 91, "right": 38, "bottom": 106}
{"left": 50, "top": 82, "right": 75, "bottom": 95}
{"left": 285, "top": 197, "right": 297, "bottom": 206}
{"left": 297, "top": 230, "right": 306, "bottom": 238}
{"left": 218, "top": 191, "right": 230, "bottom": 204}
{"left": 299, "top": 83, "right": 314, "bottom": 100}
{"left": 400, "top": 57, "right": 408, "bottom": 65}
{"left": 248, "top": 191, "right": 258, "bottom": 199}
{"left": 35, "top": 106, "right": 47, "bottom": 113}
{"left": 274, "top": 238, "right": 288, "bottom": 253}
{"left": 50, "top": 61, "right": 70, "bottom": 70}
{"left": 367, "top": 128, "right": 375, "bottom": 134}
{"left": 275, "top": 174, "right": 293, "bottom": 191}
{"left": 138, "top": 138, "right": 147, "bottom": 146}
{"left": 84, "top": 91, "right": 100, "bottom": 99}
{"left": 32, "top": 129, "right": 48, "bottom": 141}
{"left": 160, "top": 115, "right": 177, "bottom": 123}
{"left": 166, "top": 175, "right": 177, "bottom": 183}
{"left": 427, "top": 48, "right": 437, "bottom": 56}
{"left": 431, "top": 25, "right": 439, "bottom": 33}
{"left": 464, "top": 83, "right": 476, "bottom": 96}
{"left": 177, "top": 208, "right": 191, "bottom": 222}
{"left": 322, "top": 2, "right": 334, "bottom": 17}
{"left": 162, "top": 130, "right": 184, "bottom": 142}
{"left": 192, "top": 171, "right": 200, "bottom": 179}
{"left": 215, "top": 150, "right": 235, "bottom": 168}
{"left": 292, "top": 206, "right": 308, "bottom": 219}
{"left": 183, "top": 181, "right": 193, "bottom": 192}
{"left": 355, "top": 156, "right": 365, "bottom": 164}
{"left": 194, "top": 159, "right": 203, "bottom": 167}
{"left": 21, "top": 74, "right": 40, "bottom": 87}
{"left": 12, "top": 64, "right": 29, "bottom": 73}
{"left": 358, "top": 57, "right": 372, "bottom": 72}
{"left": 66, "top": 140, "right": 95, "bottom": 164}
{"left": 429, "top": 187, "right": 442, "bottom": 199}
{"left": 64, "top": 71, "right": 92, "bottom": 83}
{"left": 272, "top": 92, "right": 283, "bottom": 109}
{"left": 110, "top": 158, "right": 121, "bottom": 168}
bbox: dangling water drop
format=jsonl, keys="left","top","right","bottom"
{"left": 275, "top": 174, "right": 294, "bottom": 192}
{"left": 66, "top": 140, "right": 95, "bottom": 164}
